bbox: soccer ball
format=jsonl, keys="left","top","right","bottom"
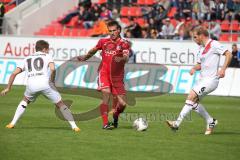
{"left": 133, "top": 118, "right": 148, "bottom": 131}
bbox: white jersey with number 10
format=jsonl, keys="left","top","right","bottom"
{"left": 18, "top": 52, "right": 54, "bottom": 91}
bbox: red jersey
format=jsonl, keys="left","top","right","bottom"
{"left": 95, "top": 37, "right": 130, "bottom": 79}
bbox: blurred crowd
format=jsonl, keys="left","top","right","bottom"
{"left": 59, "top": 0, "right": 239, "bottom": 40}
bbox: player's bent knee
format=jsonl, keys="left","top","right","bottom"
{"left": 55, "top": 100, "right": 65, "bottom": 108}
{"left": 23, "top": 97, "right": 31, "bottom": 104}
{"left": 185, "top": 100, "right": 199, "bottom": 110}
{"left": 119, "top": 101, "right": 126, "bottom": 107}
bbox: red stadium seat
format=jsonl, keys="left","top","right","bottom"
{"left": 86, "top": 29, "right": 93, "bottom": 37}
{"left": 71, "top": 28, "right": 79, "bottom": 37}
{"left": 231, "top": 34, "right": 238, "bottom": 42}
{"left": 79, "top": 29, "right": 88, "bottom": 37}
{"left": 120, "top": 7, "right": 129, "bottom": 17}
{"left": 137, "top": 0, "right": 145, "bottom": 5}
{"left": 136, "top": 18, "right": 146, "bottom": 27}
{"left": 2, "top": 0, "right": 12, "bottom": 3}
{"left": 170, "top": 19, "right": 178, "bottom": 27}
{"left": 145, "top": 0, "right": 155, "bottom": 5}
{"left": 219, "top": 33, "right": 230, "bottom": 42}
{"left": 5, "top": 4, "right": 16, "bottom": 12}
{"left": 129, "top": 7, "right": 142, "bottom": 17}
{"left": 167, "top": 7, "right": 177, "bottom": 18}
{"left": 66, "top": 16, "right": 79, "bottom": 28}
{"left": 230, "top": 20, "right": 239, "bottom": 32}
{"left": 220, "top": 20, "right": 230, "bottom": 31}
{"left": 36, "top": 27, "right": 54, "bottom": 36}
{"left": 55, "top": 27, "right": 64, "bottom": 36}
{"left": 98, "top": 0, "right": 107, "bottom": 4}
{"left": 121, "top": 18, "right": 130, "bottom": 25}
{"left": 62, "top": 28, "right": 71, "bottom": 36}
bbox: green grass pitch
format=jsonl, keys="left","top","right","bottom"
{"left": 0, "top": 85, "right": 240, "bottom": 160}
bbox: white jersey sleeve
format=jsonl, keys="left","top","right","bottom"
{"left": 212, "top": 41, "right": 228, "bottom": 55}
{"left": 46, "top": 54, "right": 54, "bottom": 64}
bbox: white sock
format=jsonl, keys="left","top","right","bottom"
{"left": 193, "top": 103, "right": 213, "bottom": 124}
{"left": 59, "top": 106, "right": 78, "bottom": 129}
{"left": 10, "top": 100, "right": 27, "bottom": 125}
{"left": 175, "top": 104, "right": 192, "bottom": 127}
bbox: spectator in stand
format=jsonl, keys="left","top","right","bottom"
{"left": 154, "top": 0, "right": 171, "bottom": 11}
{"left": 173, "top": 28, "right": 187, "bottom": 40}
{"left": 111, "top": 8, "right": 120, "bottom": 21}
{"left": 0, "top": 2, "right": 4, "bottom": 34}
{"left": 79, "top": 0, "right": 92, "bottom": 10}
{"left": 78, "top": 6, "right": 95, "bottom": 29}
{"left": 100, "top": 4, "right": 112, "bottom": 20}
{"left": 209, "top": 21, "right": 221, "bottom": 40}
{"left": 233, "top": 0, "right": 240, "bottom": 21}
{"left": 147, "top": 18, "right": 158, "bottom": 31}
{"left": 199, "top": 0, "right": 215, "bottom": 21}
{"left": 124, "top": 18, "right": 142, "bottom": 38}
{"left": 173, "top": 19, "right": 191, "bottom": 40}
{"left": 159, "top": 18, "right": 175, "bottom": 39}
{"left": 154, "top": 5, "right": 167, "bottom": 31}
{"left": 192, "top": 0, "right": 200, "bottom": 20}
{"left": 229, "top": 43, "right": 240, "bottom": 68}
{"left": 91, "top": 17, "right": 109, "bottom": 37}
{"left": 226, "top": 0, "right": 240, "bottom": 21}
{"left": 124, "top": 29, "right": 133, "bottom": 38}
{"left": 141, "top": 27, "right": 150, "bottom": 39}
{"left": 59, "top": 0, "right": 92, "bottom": 25}
{"left": 149, "top": 28, "right": 159, "bottom": 39}
{"left": 91, "top": 3, "right": 102, "bottom": 20}
{"left": 175, "top": 0, "right": 192, "bottom": 19}
{"left": 142, "top": 6, "right": 154, "bottom": 20}
{"left": 212, "top": 0, "right": 225, "bottom": 21}
{"left": 184, "top": 18, "right": 193, "bottom": 38}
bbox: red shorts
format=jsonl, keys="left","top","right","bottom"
{"left": 98, "top": 70, "right": 125, "bottom": 95}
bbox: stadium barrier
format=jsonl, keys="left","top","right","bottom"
{"left": 0, "top": 36, "right": 239, "bottom": 97}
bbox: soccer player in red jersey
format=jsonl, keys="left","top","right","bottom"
{"left": 78, "top": 21, "right": 131, "bottom": 129}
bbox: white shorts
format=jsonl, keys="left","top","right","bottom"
{"left": 192, "top": 77, "right": 219, "bottom": 99}
{"left": 24, "top": 87, "right": 62, "bottom": 104}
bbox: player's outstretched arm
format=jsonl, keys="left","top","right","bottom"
{"left": 78, "top": 47, "right": 98, "bottom": 61}
{"left": 49, "top": 62, "right": 56, "bottom": 83}
{"left": 218, "top": 50, "right": 232, "bottom": 78}
{"left": 189, "top": 63, "right": 201, "bottom": 75}
{"left": 0, "top": 68, "right": 22, "bottom": 96}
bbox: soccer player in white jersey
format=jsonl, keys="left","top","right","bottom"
{"left": 1, "top": 40, "right": 80, "bottom": 132}
{"left": 166, "top": 26, "right": 232, "bottom": 135}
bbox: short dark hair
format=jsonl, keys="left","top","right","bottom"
{"left": 107, "top": 20, "right": 121, "bottom": 32}
{"left": 35, "top": 40, "right": 49, "bottom": 52}
{"left": 193, "top": 26, "right": 209, "bottom": 37}
{"left": 232, "top": 43, "right": 237, "bottom": 47}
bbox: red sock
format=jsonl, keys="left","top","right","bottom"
{"left": 99, "top": 103, "right": 109, "bottom": 126}
{"left": 113, "top": 103, "right": 126, "bottom": 120}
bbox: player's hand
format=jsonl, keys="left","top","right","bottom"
{"left": 217, "top": 69, "right": 225, "bottom": 78}
{"left": 115, "top": 56, "right": 123, "bottom": 62}
{"left": 189, "top": 68, "right": 195, "bottom": 75}
{"left": 77, "top": 55, "right": 86, "bottom": 61}
{"left": 0, "top": 88, "right": 10, "bottom": 96}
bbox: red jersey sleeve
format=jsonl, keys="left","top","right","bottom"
{"left": 95, "top": 39, "right": 103, "bottom": 50}
{"left": 122, "top": 41, "right": 130, "bottom": 57}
